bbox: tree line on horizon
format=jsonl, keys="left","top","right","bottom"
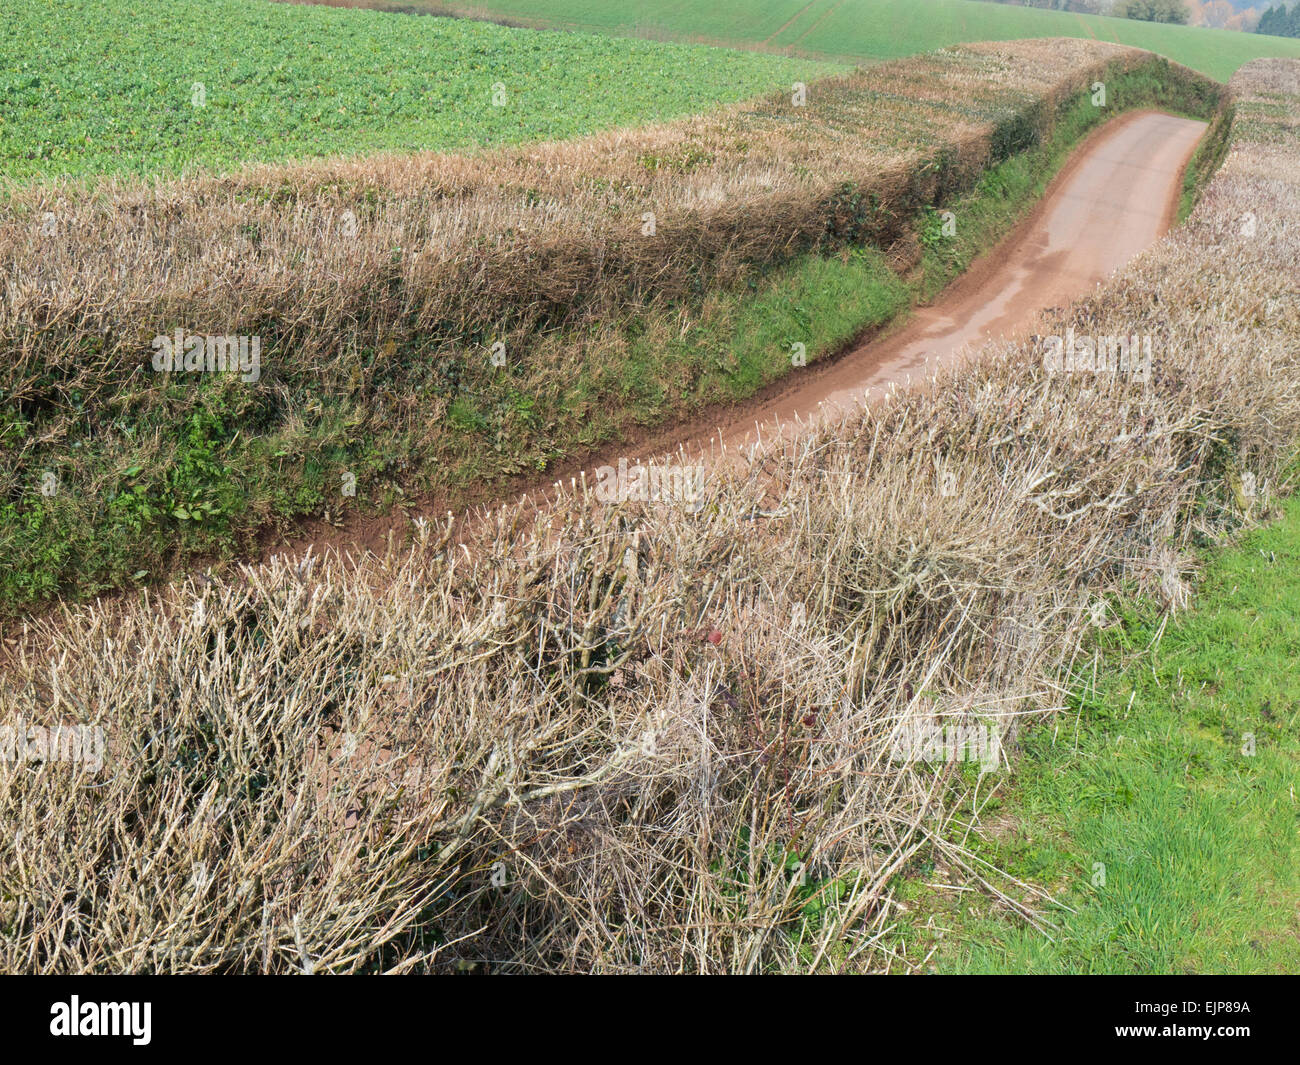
{"left": 1257, "top": 3, "right": 1300, "bottom": 34}
{"left": 980, "top": 0, "right": 1281, "bottom": 32}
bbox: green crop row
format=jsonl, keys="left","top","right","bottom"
{"left": 0, "top": 0, "right": 835, "bottom": 182}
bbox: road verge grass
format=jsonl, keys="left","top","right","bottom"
{"left": 891, "top": 492, "right": 1300, "bottom": 975}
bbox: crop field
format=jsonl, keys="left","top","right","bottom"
{"left": 317, "top": 0, "right": 1300, "bottom": 82}
{"left": 0, "top": 0, "right": 833, "bottom": 181}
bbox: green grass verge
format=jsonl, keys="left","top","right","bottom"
{"left": 0, "top": 0, "right": 834, "bottom": 182}
{"left": 893, "top": 494, "right": 1300, "bottom": 975}
{"left": 1179, "top": 104, "right": 1235, "bottom": 222}
{"left": 349, "top": 0, "right": 1300, "bottom": 83}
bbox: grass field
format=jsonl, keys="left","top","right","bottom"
{"left": 0, "top": 0, "right": 832, "bottom": 181}
{"left": 331, "top": 0, "right": 1300, "bottom": 82}
{"left": 906, "top": 495, "right": 1300, "bottom": 974}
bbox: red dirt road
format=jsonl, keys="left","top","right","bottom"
{"left": 716, "top": 109, "right": 1208, "bottom": 448}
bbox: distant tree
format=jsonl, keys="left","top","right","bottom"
{"left": 974, "top": 1, "right": 1108, "bottom": 10}
{"left": 1116, "top": 0, "right": 1192, "bottom": 23}
{"left": 1197, "top": 0, "right": 1238, "bottom": 27}
{"left": 1257, "top": 3, "right": 1300, "bottom": 35}
{"left": 1227, "top": 8, "right": 1262, "bottom": 33}
{"left": 1171, "top": 0, "right": 1259, "bottom": 31}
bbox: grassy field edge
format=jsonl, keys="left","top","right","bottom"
{"left": 272, "top": 0, "right": 1300, "bottom": 83}
{"left": 879, "top": 487, "right": 1300, "bottom": 974}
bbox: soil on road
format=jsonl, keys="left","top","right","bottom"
{"left": 716, "top": 109, "right": 1209, "bottom": 448}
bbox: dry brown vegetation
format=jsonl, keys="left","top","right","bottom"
{"left": 1, "top": 57, "right": 1296, "bottom": 973}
